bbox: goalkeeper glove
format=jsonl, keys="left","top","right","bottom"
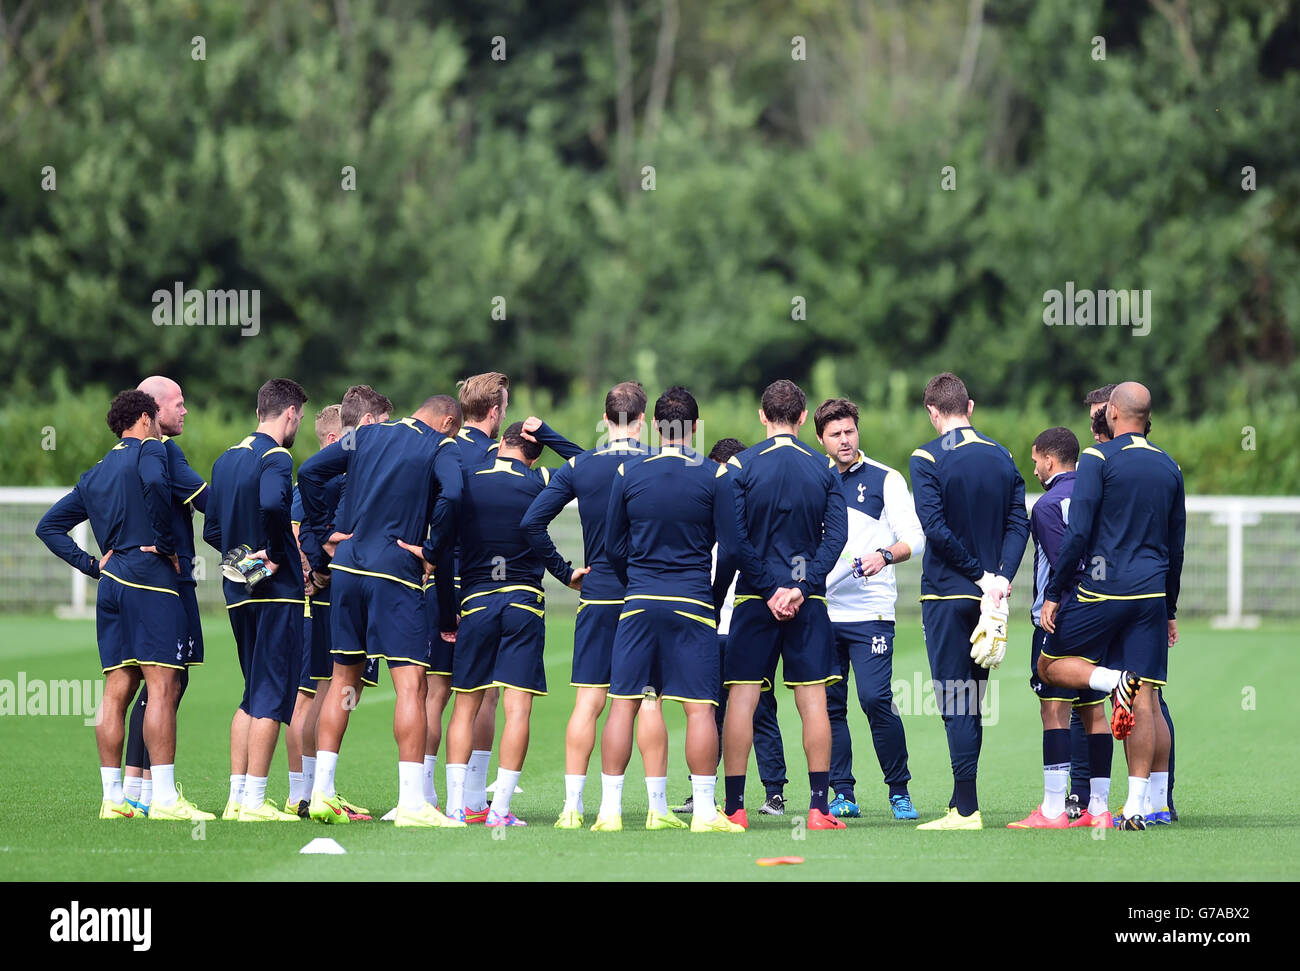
{"left": 969, "top": 593, "right": 1009, "bottom": 669}
{"left": 221, "top": 545, "right": 273, "bottom": 592}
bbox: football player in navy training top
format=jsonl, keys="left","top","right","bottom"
{"left": 120, "top": 376, "right": 209, "bottom": 818}
{"left": 38, "top": 389, "right": 213, "bottom": 821}
{"left": 205, "top": 378, "right": 309, "bottom": 822}
{"left": 1040, "top": 383, "right": 1185, "bottom": 831}
{"left": 909, "top": 372, "right": 1029, "bottom": 831}
{"left": 722, "top": 379, "right": 849, "bottom": 832}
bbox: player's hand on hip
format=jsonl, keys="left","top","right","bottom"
{"left": 568, "top": 566, "right": 591, "bottom": 591}
{"left": 141, "top": 546, "right": 181, "bottom": 573}
{"left": 98, "top": 549, "right": 114, "bottom": 571}
{"left": 395, "top": 539, "right": 434, "bottom": 577}
{"left": 1168, "top": 619, "right": 1178, "bottom": 647}
{"left": 1040, "top": 599, "right": 1058, "bottom": 634}
{"left": 325, "top": 531, "right": 353, "bottom": 557}
{"left": 311, "top": 568, "right": 331, "bottom": 590}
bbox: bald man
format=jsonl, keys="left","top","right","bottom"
{"left": 1085, "top": 385, "right": 1177, "bottom": 823}
{"left": 121, "top": 376, "right": 210, "bottom": 816}
{"left": 1040, "top": 383, "right": 1185, "bottom": 830}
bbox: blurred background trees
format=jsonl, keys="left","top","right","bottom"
{"left": 2, "top": 0, "right": 1297, "bottom": 487}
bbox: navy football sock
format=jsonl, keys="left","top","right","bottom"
{"left": 888, "top": 783, "right": 909, "bottom": 800}
{"left": 954, "top": 778, "right": 978, "bottom": 816}
{"left": 1088, "top": 732, "right": 1113, "bottom": 787}
{"left": 724, "top": 775, "right": 746, "bottom": 815}
{"left": 1069, "top": 713, "right": 1090, "bottom": 803}
{"left": 809, "top": 772, "right": 830, "bottom": 813}
{"left": 1044, "top": 727, "right": 1071, "bottom": 767}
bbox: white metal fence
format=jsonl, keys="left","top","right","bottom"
{"left": 2, "top": 487, "right": 1297, "bottom": 627}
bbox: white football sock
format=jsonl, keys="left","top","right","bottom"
{"left": 313, "top": 751, "right": 339, "bottom": 797}
{"left": 151, "top": 764, "right": 177, "bottom": 806}
{"left": 466, "top": 750, "right": 491, "bottom": 811}
{"left": 140, "top": 777, "right": 153, "bottom": 807}
{"left": 123, "top": 774, "right": 143, "bottom": 801}
{"left": 646, "top": 776, "right": 669, "bottom": 815}
{"left": 1149, "top": 771, "right": 1169, "bottom": 812}
{"left": 398, "top": 761, "right": 424, "bottom": 811}
{"left": 1043, "top": 765, "right": 1069, "bottom": 819}
{"left": 242, "top": 774, "right": 267, "bottom": 810}
{"left": 423, "top": 755, "right": 439, "bottom": 806}
{"left": 1123, "top": 776, "right": 1149, "bottom": 820}
{"left": 229, "top": 773, "right": 245, "bottom": 805}
{"left": 101, "top": 766, "right": 123, "bottom": 803}
{"left": 563, "top": 774, "right": 586, "bottom": 814}
{"left": 1088, "top": 667, "right": 1122, "bottom": 693}
{"left": 288, "top": 771, "right": 306, "bottom": 804}
{"left": 1089, "top": 777, "right": 1111, "bottom": 817}
{"left": 301, "top": 756, "right": 316, "bottom": 795}
{"left": 446, "top": 763, "right": 468, "bottom": 815}
{"left": 599, "top": 773, "right": 624, "bottom": 819}
{"left": 491, "top": 768, "right": 521, "bottom": 818}
{"left": 690, "top": 775, "right": 718, "bottom": 822}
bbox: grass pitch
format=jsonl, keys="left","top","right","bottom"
{"left": 1, "top": 613, "right": 1297, "bottom": 881}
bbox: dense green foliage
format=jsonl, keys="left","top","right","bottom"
{"left": 6, "top": 379, "right": 1292, "bottom": 494}
{"left": 2, "top": 0, "right": 1298, "bottom": 484}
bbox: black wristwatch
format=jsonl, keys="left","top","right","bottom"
{"left": 876, "top": 548, "right": 894, "bottom": 566}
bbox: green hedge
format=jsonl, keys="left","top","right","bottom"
{"left": 4, "top": 380, "right": 1294, "bottom": 495}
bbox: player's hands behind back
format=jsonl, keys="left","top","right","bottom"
{"left": 768, "top": 587, "right": 804, "bottom": 621}
{"left": 976, "top": 571, "right": 1010, "bottom": 607}
{"left": 969, "top": 592, "right": 1009, "bottom": 669}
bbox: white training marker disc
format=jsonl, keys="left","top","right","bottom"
{"left": 484, "top": 780, "right": 524, "bottom": 794}
{"left": 300, "top": 837, "right": 346, "bottom": 855}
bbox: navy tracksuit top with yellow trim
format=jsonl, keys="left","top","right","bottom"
{"left": 37, "top": 436, "right": 176, "bottom": 578}
{"left": 456, "top": 421, "right": 582, "bottom": 464}
{"left": 291, "top": 477, "right": 344, "bottom": 559}
{"left": 205, "top": 430, "right": 301, "bottom": 602}
{"left": 520, "top": 437, "right": 650, "bottom": 602}
{"left": 1044, "top": 433, "right": 1185, "bottom": 618}
{"left": 908, "top": 426, "right": 1029, "bottom": 599}
{"left": 605, "top": 444, "right": 737, "bottom": 605}
{"left": 298, "top": 417, "right": 461, "bottom": 590}
{"left": 726, "top": 434, "right": 847, "bottom": 600}
{"left": 456, "top": 455, "right": 570, "bottom": 596}
{"left": 162, "top": 436, "right": 208, "bottom": 583}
